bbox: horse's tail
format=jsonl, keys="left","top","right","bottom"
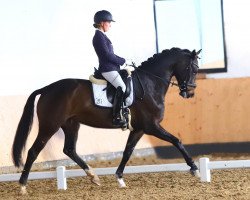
{"left": 12, "top": 88, "right": 43, "bottom": 167}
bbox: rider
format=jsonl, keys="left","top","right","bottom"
{"left": 92, "top": 10, "right": 127, "bottom": 128}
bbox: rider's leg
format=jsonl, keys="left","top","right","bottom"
{"left": 102, "top": 71, "right": 127, "bottom": 127}
{"left": 102, "top": 71, "right": 126, "bottom": 92}
{"left": 112, "top": 86, "right": 127, "bottom": 127}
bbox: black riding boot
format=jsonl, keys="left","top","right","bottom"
{"left": 112, "top": 87, "right": 127, "bottom": 128}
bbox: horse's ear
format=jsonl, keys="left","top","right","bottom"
{"left": 196, "top": 49, "right": 202, "bottom": 55}
{"left": 192, "top": 49, "right": 202, "bottom": 59}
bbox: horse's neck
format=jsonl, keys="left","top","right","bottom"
{"left": 140, "top": 64, "right": 174, "bottom": 86}
{"left": 134, "top": 69, "right": 171, "bottom": 99}
{"left": 135, "top": 52, "right": 177, "bottom": 100}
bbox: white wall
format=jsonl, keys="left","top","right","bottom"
{"left": 0, "top": 0, "right": 156, "bottom": 95}
{"left": 207, "top": 0, "right": 250, "bottom": 78}
{"left": 1, "top": 0, "right": 250, "bottom": 96}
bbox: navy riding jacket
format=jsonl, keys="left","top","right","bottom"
{"left": 92, "top": 30, "right": 125, "bottom": 73}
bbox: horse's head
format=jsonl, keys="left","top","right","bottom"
{"left": 174, "top": 49, "right": 202, "bottom": 98}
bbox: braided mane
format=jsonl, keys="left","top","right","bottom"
{"left": 139, "top": 48, "right": 191, "bottom": 69}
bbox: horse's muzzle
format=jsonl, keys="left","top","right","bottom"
{"left": 180, "top": 91, "right": 195, "bottom": 98}
{"left": 180, "top": 86, "right": 195, "bottom": 98}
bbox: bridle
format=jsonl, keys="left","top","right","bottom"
{"left": 177, "top": 59, "right": 199, "bottom": 93}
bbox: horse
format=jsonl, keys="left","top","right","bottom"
{"left": 12, "top": 47, "right": 202, "bottom": 194}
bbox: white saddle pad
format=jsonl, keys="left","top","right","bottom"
{"left": 91, "top": 79, "right": 134, "bottom": 108}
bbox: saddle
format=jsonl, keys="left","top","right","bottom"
{"left": 92, "top": 68, "right": 132, "bottom": 105}
{"left": 89, "top": 68, "right": 134, "bottom": 131}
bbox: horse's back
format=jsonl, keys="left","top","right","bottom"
{"left": 36, "top": 78, "right": 92, "bottom": 122}
{"left": 46, "top": 78, "right": 89, "bottom": 90}
{"left": 40, "top": 78, "right": 91, "bottom": 96}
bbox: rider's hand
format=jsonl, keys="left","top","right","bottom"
{"left": 125, "top": 59, "right": 133, "bottom": 66}
{"left": 121, "top": 59, "right": 133, "bottom": 69}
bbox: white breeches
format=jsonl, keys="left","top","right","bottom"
{"left": 102, "top": 71, "right": 126, "bottom": 93}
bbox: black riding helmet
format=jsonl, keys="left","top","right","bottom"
{"left": 94, "top": 10, "right": 115, "bottom": 24}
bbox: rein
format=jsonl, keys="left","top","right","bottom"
{"left": 130, "top": 63, "right": 178, "bottom": 101}
{"left": 136, "top": 67, "right": 178, "bottom": 87}
{"left": 130, "top": 62, "right": 179, "bottom": 88}
{"left": 129, "top": 58, "right": 197, "bottom": 100}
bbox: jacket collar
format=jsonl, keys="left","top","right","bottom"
{"left": 96, "top": 29, "right": 105, "bottom": 34}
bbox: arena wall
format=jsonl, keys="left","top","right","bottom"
{"left": 161, "top": 77, "right": 250, "bottom": 145}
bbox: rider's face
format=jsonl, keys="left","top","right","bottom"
{"left": 101, "top": 21, "right": 111, "bottom": 32}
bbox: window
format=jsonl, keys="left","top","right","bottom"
{"left": 154, "top": 0, "right": 226, "bottom": 72}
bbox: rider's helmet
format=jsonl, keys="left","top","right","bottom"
{"left": 94, "top": 10, "right": 115, "bottom": 24}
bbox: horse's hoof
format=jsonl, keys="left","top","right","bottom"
{"left": 117, "top": 178, "right": 126, "bottom": 188}
{"left": 20, "top": 186, "right": 27, "bottom": 195}
{"left": 91, "top": 175, "right": 101, "bottom": 186}
{"left": 85, "top": 166, "right": 101, "bottom": 186}
{"left": 190, "top": 169, "right": 200, "bottom": 177}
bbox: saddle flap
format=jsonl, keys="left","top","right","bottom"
{"left": 90, "top": 69, "right": 134, "bottom": 108}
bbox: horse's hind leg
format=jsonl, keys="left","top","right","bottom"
{"left": 19, "top": 128, "right": 55, "bottom": 194}
{"left": 61, "top": 119, "right": 100, "bottom": 186}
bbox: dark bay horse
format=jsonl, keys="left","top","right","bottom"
{"left": 12, "top": 48, "right": 201, "bottom": 193}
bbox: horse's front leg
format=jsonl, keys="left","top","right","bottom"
{"left": 116, "top": 130, "right": 144, "bottom": 187}
{"left": 150, "top": 125, "right": 199, "bottom": 176}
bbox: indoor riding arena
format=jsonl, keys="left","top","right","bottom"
{"left": 1, "top": 1, "right": 250, "bottom": 200}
